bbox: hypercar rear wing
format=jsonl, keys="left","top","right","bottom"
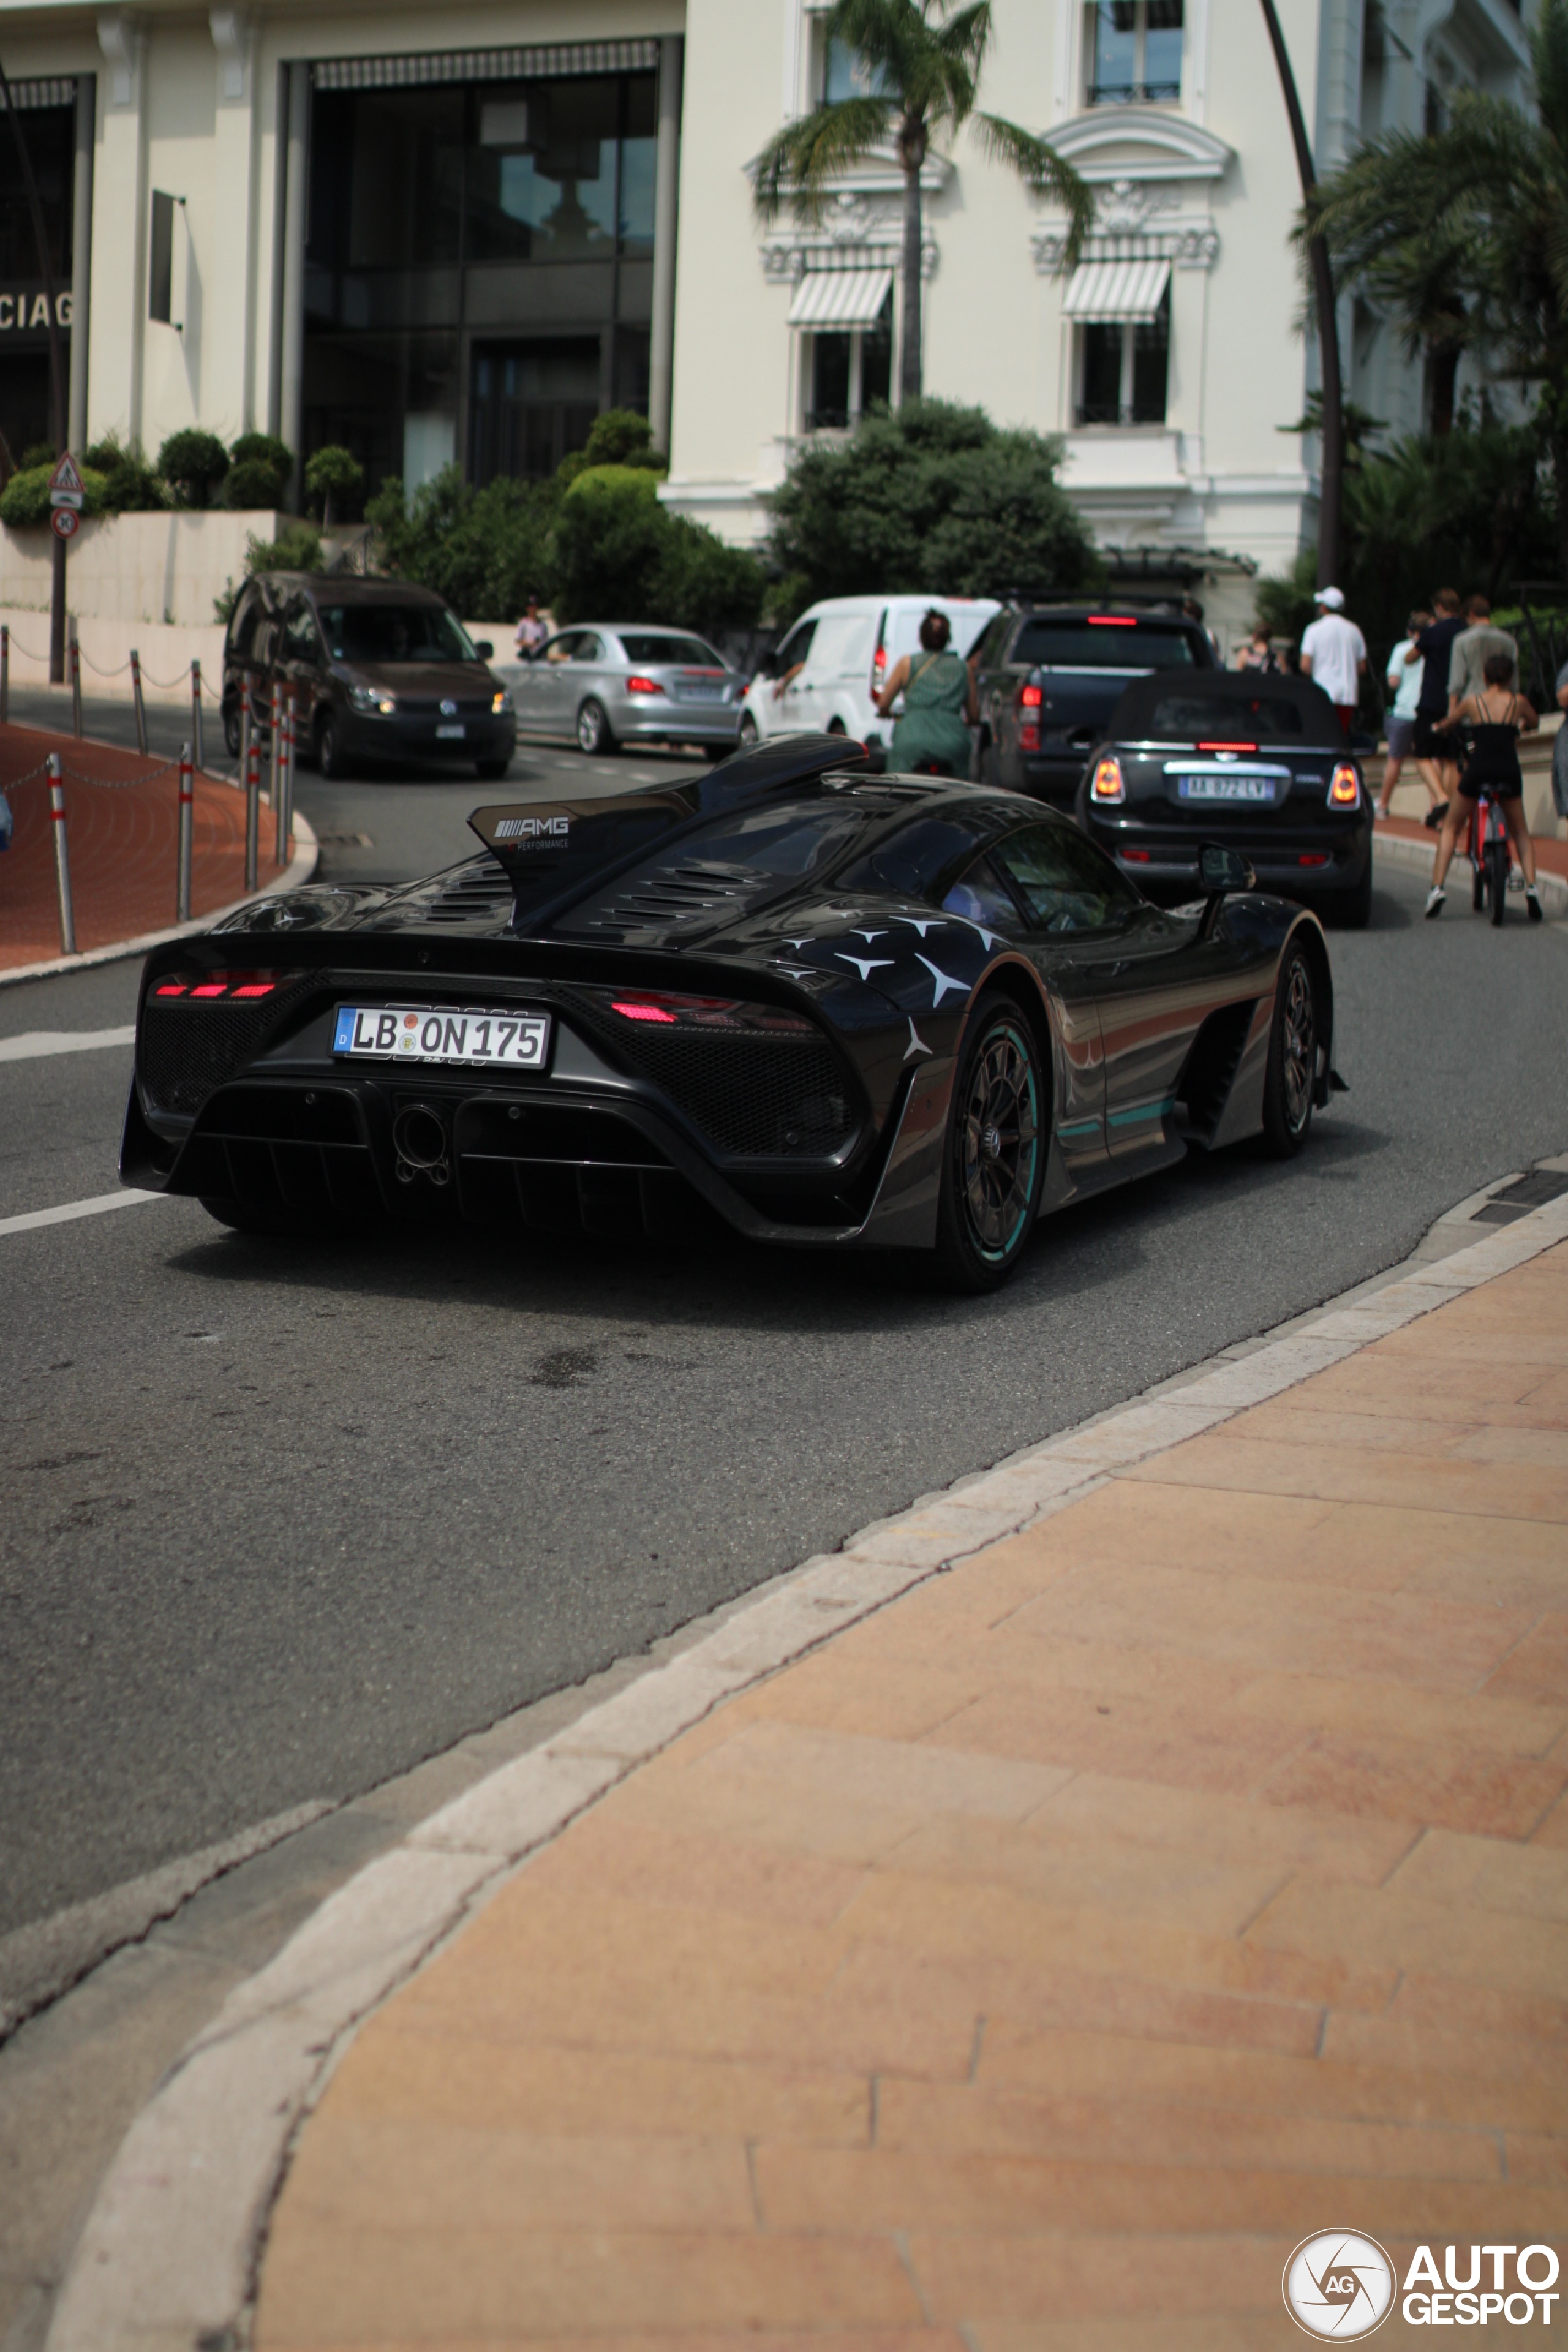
{"left": 469, "top": 731, "right": 866, "bottom": 929}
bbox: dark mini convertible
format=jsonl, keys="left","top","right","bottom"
{"left": 122, "top": 735, "right": 1341, "bottom": 1291}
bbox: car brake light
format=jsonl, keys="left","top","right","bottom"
{"left": 1088, "top": 615, "right": 1138, "bottom": 627}
{"left": 871, "top": 618, "right": 887, "bottom": 698}
{"left": 626, "top": 674, "right": 663, "bottom": 695}
{"left": 1019, "top": 682, "right": 1042, "bottom": 707}
{"left": 600, "top": 989, "right": 813, "bottom": 1035}
{"left": 151, "top": 970, "right": 285, "bottom": 1003}
{"left": 190, "top": 984, "right": 227, "bottom": 997}
{"left": 154, "top": 982, "right": 187, "bottom": 997}
{"left": 611, "top": 998, "right": 677, "bottom": 1022}
{"left": 1121, "top": 846, "right": 1151, "bottom": 862}
{"left": 1298, "top": 852, "right": 1329, "bottom": 867}
{"left": 1091, "top": 755, "right": 1125, "bottom": 804}
{"left": 1329, "top": 762, "right": 1360, "bottom": 807}
{"left": 232, "top": 983, "right": 276, "bottom": 998}
{"left": 1199, "top": 741, "right": 1258, "bottom": 753}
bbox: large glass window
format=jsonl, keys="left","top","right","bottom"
{"left": 304, "top": 69, "right": 658, "bottom": 491}
{"left": 0, "top": 100, "right": 76, "bottom": 473}
{"left": 805, "top": 293, "right": 892, "bottom": 432}
{"left": 993, "top": 824, "right": 1142, "bottom": 933}
{"left": 822, "top": 36, "right": 893, "bottom": 102}
{"left": 1085, "top": 2, "right": 1183, "bottom": 104}
{"left": 1077, "top": 292, "right": 1169, "bottom": 427}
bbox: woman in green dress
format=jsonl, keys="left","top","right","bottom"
{"left": 876, "top": 609, "right": 978, "bottom": 775}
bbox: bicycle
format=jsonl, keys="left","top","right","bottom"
{"left": 1466, "top": 779, "right": 1516, "bottom": 927}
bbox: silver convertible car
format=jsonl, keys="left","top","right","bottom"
{"left": 508, "top": 625, "right": 747, "bottom": 759}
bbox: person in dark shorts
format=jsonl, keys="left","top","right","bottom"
{"left": 1404, "top": 587, "right": 1466, "bottom": 824}
{"left": 1426, "top": 650, "right": 1544, "bottom": 919}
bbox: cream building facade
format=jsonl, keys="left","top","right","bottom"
{"left": 0, "top": 0, "right": 1537, "bottom": 642}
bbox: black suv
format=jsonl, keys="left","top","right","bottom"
{"left": 971, "top": 601, "right": 1215, "bottom": 807}
{"left": 221, "top": 574, "right": 517, "bottom": 780}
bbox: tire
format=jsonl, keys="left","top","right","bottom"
{"left": 317, "top": 715, "right": 348, "bottom": 779}
{"left": 930, "top": 992, "right": 1047, "bottom": 1292}
{"left": 474, "top": 758, "right": 510, "bottom": 781}
{"left": 222, "top": 703, "right": 242, "bottom": 759}
{"left": 1472, "top": 861, "right": 1486, "bottom": 912}
{"left": 1327, "top": 864, "right": 1372, "bottom": 929}
{"left": 738, "top": 712, "right": 760, "bottom": 750}
{"left": 702, "top": 742, "right": 734, "bottom": 764}
{"left": 1488, "top": 834, "right": 1509, "bottom": 925}
{"left": 1260, "top": 944, "right": 1317, "bottom": 1158}
{"left": 576, "top": 698, "right": 614, "bottom": 755}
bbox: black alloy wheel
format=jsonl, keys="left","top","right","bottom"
{"left": 317, "top": 714, "right": 348, "bottom": 779}
{"left": 222, "top": 702, "right": 243, "bottom": 759}
{"left": 1488, "top": 834, "right": 1509, "bottom": 926}
{"left": 1260, "top": 946, "right": 1317, "bottom": 1157}
{"left": 576, "top": 698, "right": 615, "bottom": 755}
{"left": 932, "top": 992, "right": 1047, "bottom": 1292}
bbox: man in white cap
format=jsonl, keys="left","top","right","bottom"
{"left": 1299, "top": 586, "right": 1368, "bottom": 738}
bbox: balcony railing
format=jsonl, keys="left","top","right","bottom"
{"left": 1086, "top": 80, "right": 1181, "bottom": 104}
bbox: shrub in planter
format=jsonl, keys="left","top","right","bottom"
{"left": 304, "top": 443, "right": 365, "bottom": 526}
{"left": 85, "top": 434, "right": 165, "bottom": 513}
{"left": 0, "top": 463, "right": 110, "bottom": 527}
{"left": 226, "top": 456, "right": 287, "bottom": 509}
{"left": 157, "top": 428, "right": 230, "bottom": 507}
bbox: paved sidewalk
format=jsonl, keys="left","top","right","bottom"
{"left": 0, "top": 719, "right": 284, "bottom": 970}
{"left": 252, "top": 1240, "right": 1568, "bottom": 2348}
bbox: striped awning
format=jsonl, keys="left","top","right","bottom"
{"left": 314, "top": 41, "right": 658, "bottom": 90}
{"left": 787, "top": 268, "right": 894, "bottom": 329}
{"left": 1061, "top": 257, "right": 1171, "bottom": 323}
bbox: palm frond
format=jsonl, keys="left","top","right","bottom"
{"left": 973, "top": 114, "right": 1092, "bottom": 259}
{"left": 929, "top": 1, "right": 993, "bottom": 74}
{"left": 752, "top": 96, "right": 896, "bottom": 222}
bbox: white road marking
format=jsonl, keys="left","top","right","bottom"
{"left": 0, "top": 1026, "right": 135, "bottom": 1063}
{"left": 0, "top": 1189, "right": 170, "bottom": 1239}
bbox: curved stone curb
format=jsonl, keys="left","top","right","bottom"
{"left": 43, "top": 1188, "right": 1568, "bottom": 2352}
{"left": 0, "top": 813, "right": 319, "bottom": 989}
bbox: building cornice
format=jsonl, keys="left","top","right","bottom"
{"left": 1047, "top": 105, "right": 1234, "bottom": 183}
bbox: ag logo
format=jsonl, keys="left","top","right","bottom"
{"left": 1283, "top": 2233, "right": 1395, "bottom": 2338}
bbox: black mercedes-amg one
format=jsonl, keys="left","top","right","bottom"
{"left": 122, "top": 734, "right": 1343, "bottom": 1291}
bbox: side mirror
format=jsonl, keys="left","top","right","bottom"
{"left": 1199, "top": 843, "right": 1256, "bottom": 894}
{"left": 473, "top": 639, "right": 494, "bottom": 660}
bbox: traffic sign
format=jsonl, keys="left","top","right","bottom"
{"left": 49, "top": 451, "right": 83, "bottom": 510}
{"left": 51, "top": 504, "right": 80, "bottom": 540}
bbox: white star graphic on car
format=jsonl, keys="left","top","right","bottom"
{"left": 903, "top": 1019, "right": 933, "bottom": 1061}
{"left": 951, "top": 918, "right": 1005, "bottom": 950}
{"left": 916, "top": 954, "right": 967, "bottom": 1005}
{"left": 899, "top": 916, "right": 941, "bottom": 937}
{"left": 777, "top": 965, "right": 813, "bottom": 980}
{"left": 782, "top": 937, "right": 812, "bottom": 949}
{"left": 837, "top": 953, "right": 895, "bottom": 982}
{"left": 851, "top": 928, "right": 887, "bottom": 943}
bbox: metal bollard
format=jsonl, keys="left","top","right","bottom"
{"left": 190, "top": 658, "right": 203, "bottom": 772}
{"left": 177, "top": 741, "right": 194, "bottom": 923}
{"left": 130, "top": 647, "right": 148, "bottom": 755}
{"left": 48, "top": 752, "right": 76, "bottom": 954}
{"left": 242, "top": 703, "right": 258, "bottom": 894}
{"left": 69, "top": 633, "right": 83, "bottom": 737}
{"left": 1, "top": 623, "right": 9, "bottom": 724}
{"left": 271, "top": 679, "right": 285, "bottom": 867}
{"left": 281, "top": 690, "right": 295, "bottom": 862}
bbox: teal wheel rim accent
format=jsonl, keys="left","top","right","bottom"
{"left": 959, "top": 1017, "right": 1041, "bottom": 1264}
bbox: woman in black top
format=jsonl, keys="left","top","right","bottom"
{"left": 1426, "top": 651, "right": 1543, "bottom": 919}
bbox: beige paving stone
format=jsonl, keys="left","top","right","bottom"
{"left": 921, "top": 1678, "right": 1310, "bottom": 1796}
{"left": 1233, "top": 1672, "right": 1566, "bottom": 1759}
{"left": 1123, "top": 1439, "right": 1568, "bottom": 1520}
{"left": 1384, "top": 1964, "right": 1568, "bottom": 2044}
{"left": 1245, "top": 1879, "right": 1568, "bottom": 1996}
{"left": 519, "top": 1811, "right": 870, "bottom": 1930}
{"left": 970, "top": 2321, "right": 1295, "bottom": 2352}
{"left": 905, "top": 2230, "right": 1292, "bottom": 2325}
{"left": 1385, "top": 1825, "right": 1568, "bottom": 1919}
{"left": 1020, "top": 1770, "right": 1418, "bottom": 1885}
{"left": 1483, "top": 1611, "right": 1568, "bottom": 1704}
{"left": 1258, "top": 1728, "right": 1567, "bottom": 1836}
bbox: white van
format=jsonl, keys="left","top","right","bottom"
{"left": 738, "top": 593, "right": 1001, "bottom": 758}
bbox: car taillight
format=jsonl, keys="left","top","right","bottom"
{"left": 1091, "top": 755, "right": 1125, "bottom": 804}
{"left": 1019, "top": 683, "right": 1042, "bottom": 708}
{"left": 626, "top": 674, "right": 663, "bottom": 695}
{"left": 1088, "top": 615, "right": 1138, "bottom": 627}
{"left": 1199, "top": 741, "right": 1258, "bottom": 753}
{"left": 871, "top": 625, "right": 887, "bottom": 699}
{"left": 1329, "top": 763, "right": 1360, "bottom": 807}
{"left": 598, "top": 989, "right": 815, "bottom": 1035}
{"left": 151, "top": 970, "right": 285, "bottom": 1001}
{"left": 1017, "top": 679, "right": 1043, "bottom": 753}
{"left": 1121, "top": 846, "right": 1150, "bottom": 861}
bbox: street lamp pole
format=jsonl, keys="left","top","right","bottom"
{"left": 0, "top": 58, "right": 70, "bottom": 685}
{"left": 1256, "top": 0, "right": 1343, "bottom": 589}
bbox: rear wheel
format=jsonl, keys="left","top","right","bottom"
{"left": 576, "top": 698, "right": 614, "bottom": 755}
{"left": 1488, "top": 834, "right": 1509, "bottom": 925}
{"left": 222, "top": 702, "right": 242, "bottom": 758}
{"left": 1328, "top": 864, "right": 1372, "bottom": 929}
{"left": 930, "top": 993, "right": 1047, "bottom": 1292}
{"left": 1472, "top": 859, "right": 1486, "bottom": 911}
{"left": 1260, "top": 946, "right": 1317, "bottom": 1158}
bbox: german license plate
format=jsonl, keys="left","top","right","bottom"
{"left": 1177, "top": 776, "right": 1275, "bottom": 802}
{"left": 333, "top": 1006, "right": 550, "bottom": 1068}
{"left": 435, "top": 722, "right": 466, "bottom": 740}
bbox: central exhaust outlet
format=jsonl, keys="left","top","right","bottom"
{"left": 393, "top": 1102, "right": 451, "bottom": 1185}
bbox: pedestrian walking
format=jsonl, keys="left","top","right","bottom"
{"left": 1426, "top": 650, "right": 1544, "bottom": 920}
{"left": 1405, "top": 587, "right": 1466, "bottom": 823}
{"left": 1446, "top": 593, "right": 1518, "bottom": 713}
{"left": 1374, "top": 609, "right": 1436, "bottom": 820}
{"left": 514, "top": 598, "right": 548, "bottom": 659}
{"left": 1298, "top": 587, "right": 1367, "bottom": 736}
{"left": 1234, "top": 625, "right": 1278, "bottom": 673}
{"left": 875, "top": 608, "right": 978, "bottom": 777}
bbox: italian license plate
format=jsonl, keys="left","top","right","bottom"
{"left": 435, "top": 722, "right": 466, "bottom": 740}
{"left": 1177, "top": 776, "right": 1275, "bottom": 803}
{"left": 333, "top": 1006, "right": 550, "bottom": 1068}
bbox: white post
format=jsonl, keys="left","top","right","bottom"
{"left": 278, "top": 63, "right": 309, "bottom": 502}
{"left": 647, "top": 36, "right": 682, "bottom": 457}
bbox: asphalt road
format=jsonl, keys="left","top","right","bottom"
{"left": 3, "top": 766, "right": 1566, "bottom": 1945}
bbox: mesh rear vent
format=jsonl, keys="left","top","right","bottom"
{"left": 566, "top": 997, "right": 858, "bottom": 1159}
{"left": 140, "top": 998, "right": 295, "bottom": 1116}
{"left": 566, "top": 862, "right": 769, "bottom": 937}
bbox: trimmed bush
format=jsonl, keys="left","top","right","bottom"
{"left": 226, "top": 456, "right": 287, "bottom": 510}
{"left": 304, "top": 443, "right": 365, "bottom": 525}
{"left": 157, "top": 428, "right": 230, "bottom": 507}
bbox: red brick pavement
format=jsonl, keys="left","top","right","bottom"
{"left": 0, "top": 720, "right": 288, "bottom": 970}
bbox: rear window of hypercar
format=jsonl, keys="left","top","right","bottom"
{"left": 1012, "top": 622, "right": 1199, "bottom": 671}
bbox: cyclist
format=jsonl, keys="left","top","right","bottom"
{"left": 1426, "top": 650, "right": 1544, "bottom": 921}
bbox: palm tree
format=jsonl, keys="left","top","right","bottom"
{"left": 1305, "top": 0, "right": 1568, "bottom": 567}
{"left": 752, "top": 0, "right": 1090, "bottom": 407}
